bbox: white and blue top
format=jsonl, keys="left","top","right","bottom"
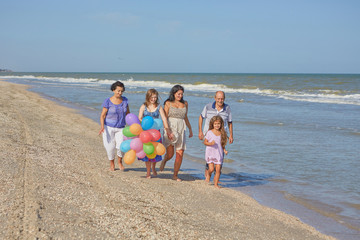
{"left": 200, "top": 101, "right": 232, "bottom": 134}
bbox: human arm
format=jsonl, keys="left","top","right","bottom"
{"left": 163, "top": 101, "right": 174, "bottom": 140}
{"left": 198, "top": 115, "right": 204, "bottom": 140}
{"left": 164, "top": 101, "right": 170, "bottom": 117}
{"left": 138, "top": 104, "right": 145, "bottom": 121}
{"left": 228, "top": 122, "right": 233, "bottom": 144}
{"left": 184, "top": 101, "right": 193, "bottom": 138}
{"left": 203, "top": 138, "right": 215, "bottom": 146}
{"left": 224, "top": 147, "right": 228, "bottom": 155}
{"left": 99, "top": 107, "right": 108, "bottom": 135}
{"left": 159, "top": 105, "right": 173, "bottom": 139}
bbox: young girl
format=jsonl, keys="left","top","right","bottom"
{"left": 203, "top": 116, "right": 228, "bottom": 188}
{"left": 138, "top": 89, "right": 172, "bottom": 178}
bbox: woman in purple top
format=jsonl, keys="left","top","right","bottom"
{"left": 99, "top": 81, "right": 130, "bottom": 171}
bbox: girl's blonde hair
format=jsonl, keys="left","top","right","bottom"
{"left": 144, "top": 89, "right": 159, "bottom": 107}
{"left": 209, "top": 116, "right": 228, "bottom": 149}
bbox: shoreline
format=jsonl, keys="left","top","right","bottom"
{"left": 181, "top": 153, "right": 360, "bottom": 240}
{"left": 33, "top": 80, "right": 359, "bottom": 239}
{"left": 25, "top": 83, "right": 354, "bottom": 235}
{"left": 0, "top": 80, "right": 337, "bottom": 239}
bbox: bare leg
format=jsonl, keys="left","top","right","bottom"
{"left": 160, "top": 145, "right": 174, "bottom": 171}
{"left": 208, "top": 163, "right": 214, "bottom": 183}
{"left": 173, "top": 150, "right": 184, "bottom": 181}
{"left": 152, "top": 162, "right": 157, "bottom": 176}
{"left": 213, "top": 164, "right": 222, "bottom": 188}
{"left": 110, "top": 159, "right": 115, "bottom": 171}
{"left": 145, "top": 162, "right": 151, "bottom": 178}
{"left": 205, "top": 168, "right": 210, "bottom": 182}
{"left": 118, "top": 156, "right": 124, "bottom": 171}
{"left": 207, "top": 167, "right": 214, "bottom": 183}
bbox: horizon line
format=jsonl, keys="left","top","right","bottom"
{"left": 1, "top": 71, "right": 360, "bottom": 75}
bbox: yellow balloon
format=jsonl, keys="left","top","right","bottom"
{"left": 129, "top": 123, "right": 142, "bottom": 135}
{"left": 154, "top": 142, "right": 166, "bottom": 155}
{"left": 146, "top": 152, "right": 157, "bottom": 159}
{"left": 124, "top": 149, "right": 136, "bottom": 165}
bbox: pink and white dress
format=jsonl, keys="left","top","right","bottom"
{"left": 204, "top": 130, "right": 224, "bottom": 165}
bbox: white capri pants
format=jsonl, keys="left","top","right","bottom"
{"left": 102, "top": 125, "right": 124, "bottom": 160}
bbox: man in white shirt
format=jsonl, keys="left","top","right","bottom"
{"left": 198, "top": 91, "right": 233, "bottom": 182}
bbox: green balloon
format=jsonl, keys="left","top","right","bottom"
{"left": 123, "top": 126, "right": 136, "bottom": 137}
{"left": 143, "top": 142, "right": 155, "bottom": 155}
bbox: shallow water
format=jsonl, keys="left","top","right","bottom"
{"left": 2, "top": 72, "right": 359, "bottom": 239}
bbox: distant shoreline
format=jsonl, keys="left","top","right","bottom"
{"left": 1, "top": 71, "right": 359, "bottom": 75}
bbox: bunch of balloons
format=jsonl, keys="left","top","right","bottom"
{"left": 120, "top": 113, "right": 166, "bottom": 164}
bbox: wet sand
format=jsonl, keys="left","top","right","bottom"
{"left": 0, "top": 80, "right": 335, "bottom": 239}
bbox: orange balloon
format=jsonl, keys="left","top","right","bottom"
{"left": 153, "top": 142, "right": 166, "bottom": 155}
{"left": 124, "top": 149, "right": 136, "bottom": 164}
{"left": 129, "top": 123, "right": 142, "bottom": 136}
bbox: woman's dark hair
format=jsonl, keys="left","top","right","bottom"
{"left": 111, "top": 81, "right": 125, "bottom": 91}
{"left": 164, "top": 85, "right": 184, "bottom": 104}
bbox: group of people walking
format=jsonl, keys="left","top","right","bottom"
{"left": 99, "top": 81, "right": 233, "bottom": 188}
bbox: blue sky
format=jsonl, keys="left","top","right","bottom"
{"left": 1, "top": 0, "right": 359, "bottom": 73}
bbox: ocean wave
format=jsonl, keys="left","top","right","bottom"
{"left": 279, "top": 93, "right": 360, "bottom": 105}
{"left": 0, "top": 75, "right": 100, "bottom": 83}
{"left": 1, "top": 75, "right": 359, "bottom": 105}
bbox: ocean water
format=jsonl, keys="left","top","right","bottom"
{"left": 1, "top": 72, "right": 359, "bottom": 239}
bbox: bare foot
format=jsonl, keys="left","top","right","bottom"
{"left": 119, "top": 164, "right": 125, "bottom": 171}
{"left": 214, "top": 185, "right": 221, "bottom": 189}
{"left": 152, "top": 170, "right": 158, "bottom": 176}
{"left": 173, "top": 177, "right": 182, "bottom": 182}
{"left": 159, "top": 160, "right": 167, "bottom": 171}
{"left": 205, "top": 177, "right": 210, "bottom": 183}
{"left": 110, "top": 161, "right": 115, "bottom": 171}
{"left": 146, "top": 175, "right": 151, "bottom": 179}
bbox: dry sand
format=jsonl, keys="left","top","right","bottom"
{"left": 0, "top": 80, "right": 336, "bottom": 239}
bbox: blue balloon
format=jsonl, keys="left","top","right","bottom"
{"left": 120, "top": 139, "right": 132, "bottom": 152}
{"left": 141, "top": 116, "right": 154, "bottom": 130}
{"left": 151, "top": 121, "right": 159, "bottom": 130}
{"left": 153, "top": 118, "right": 163, "bottom": 130}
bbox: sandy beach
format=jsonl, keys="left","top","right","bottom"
{"left": 0, "top": 80, "right": 335, "bottom": 239}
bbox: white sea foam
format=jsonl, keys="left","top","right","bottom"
{"left": 277, "top": 92, "right": 360, "bottom": 105}
{"left": 1, "top": 75, "right": 360, "bottom": 105}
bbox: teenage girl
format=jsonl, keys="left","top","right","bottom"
{"left": 138, "top": 89, "right": 171, "bottom": 178}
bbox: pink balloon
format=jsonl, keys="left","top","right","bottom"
{"left": 147, "top": 129, "right": 161, "bottom": 142}
{"left": 130, "top": 138, "right": 143, "bottom": 152}
{"left": 123, "top": 136, "right": 136, "bottom": 141}
{"left": 139, "top": 131, "right": 152, "bottom": 143}
{"left": 136, "top": 150, "right": 146, "bottom": 159}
